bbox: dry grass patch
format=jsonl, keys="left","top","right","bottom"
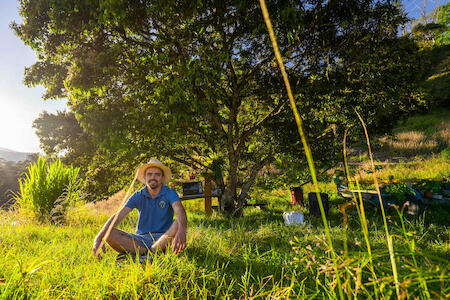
{"left": 379, "top": 130, "right": 443, "bottom": 156}
{"left": 437, "top": 121, "right": 450, "bottom": 142}
{"left": 377, "top": 109, "right": 450, "bottom": 157}
{"left": 82, "top": 190, "right": 126, "bottom": 216}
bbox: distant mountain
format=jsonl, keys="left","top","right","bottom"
{"left": 0, "top": 147, "right": 35, "bottom": 163}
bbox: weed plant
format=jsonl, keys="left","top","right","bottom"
{"left": 13, "top": 157, "right": 82, "bottom": 223}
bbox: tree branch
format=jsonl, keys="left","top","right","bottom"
{"left": 237, "top": 155, "right": 273, "bottom": 203}
{"left": 236, "top": 99, "right": 288, "bottom": 152}
{"left": 191, "top": 86, "right": 228, "bottom": 140}
{"left": 171, "top": 155, "right": 207, "bottom": 170}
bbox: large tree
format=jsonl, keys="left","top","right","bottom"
{"left": 33, "top": 111, "right": 96, "bottom": 167}
{"left": 14, "top": 0, "right": 424, "bottom": 215}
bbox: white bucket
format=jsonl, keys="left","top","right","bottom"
{"left": 283, "top": 211, "right": 304, "bottom": 226}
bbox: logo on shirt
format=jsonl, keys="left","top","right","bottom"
{"left": 158, "top": 200, "right": 166, "bottom": 209}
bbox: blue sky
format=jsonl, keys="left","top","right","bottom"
{"left": 0, "top": 0, "right": 445, "bottom": 153}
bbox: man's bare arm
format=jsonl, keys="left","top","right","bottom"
{"left": 92, "top": 206, "right": 132, "bottom": 256}
{"left": 171, "top": 201, "right": 187, "bottom": 254}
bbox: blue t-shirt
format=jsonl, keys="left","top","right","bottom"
{"left": 125, "top": 185, "right": 180, "bottom": 234}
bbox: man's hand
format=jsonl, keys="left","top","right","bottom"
{"left": 171, "top": 202, "right": 187, "bottom": 254}
{"left": 92, "top": 236, "right": 106, "bottom": 258}
{"left": 171, "top": 227, "right": 186, "bottom": 254}
{"left": 91, "top": 207, "right": 132, "bottom": 258}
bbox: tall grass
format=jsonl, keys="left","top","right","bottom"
{"left": 257, "top": 2, "right": 450, "bottom": 298}
{"left": 1, "top": 204, "right": 448, "bottom": 299}
{"left": 258, "top": 1, "right": 344, "bottom": 298}
{"left": 356, "top": 110, "right": 400, "bottom": 297}
{"left": 13, "top": 156, "right": 82, "bottom": 222}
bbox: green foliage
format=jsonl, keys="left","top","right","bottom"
{"left": 419, "top": 45, "right": 450, "bottom": 107}
{"left": 80, "top": 149, "right": 142, "bottom": 200}
{"left": 14, "top": 0, "right": 426, "bottom": 214}
{"left": 382, "top": 183, "right": 413, "bottom": 204}
{"left": 436, "top": 3, "right": 450, "bottom": 46}
{"left": 410, "top": 3, "right": 449, "bottom": 47}
{"left": 412, "top": 22, "right": 447, "bottom": 46}
{"left": 415, "top": 180, "right": 442, "bottom": 193}
{"left": 441, "top": 147, "right": 450, "bottom": 160}
{"left": 13, "top": 157, "right": 82, "bottom": 222}
{"left": 410, "top": 4, "right": 450, "bottom": 108}
{"left": 33, "top": 111, "right": 96, "bottom": 168}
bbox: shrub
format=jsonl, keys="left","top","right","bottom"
{"left": 441, "top": 147, "right": 450, "bottom": 160}
{"left": 13, "top": 157, "right": 82, "bottom": 222}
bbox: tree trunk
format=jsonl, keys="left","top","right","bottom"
{"left": 218, "top": 155, "right": 272, "bottom": 217}
{"left": 219, "top": 155, "right": 243, "bottom": 217}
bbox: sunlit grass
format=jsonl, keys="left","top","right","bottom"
{"left": 357, "top": 156, "right": 450, "bottom": 183}
{"left": 1, "top": 196, "right": 448, "bottom": 299}
{"left": 377, "top": 109, "right": 450, "bottom": 157}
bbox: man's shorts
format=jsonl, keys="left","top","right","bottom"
{"left": 126, "top": 232, "right": 164, "bottom": 253}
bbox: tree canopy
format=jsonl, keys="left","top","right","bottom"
{"left": 33, "top": 111, "right": 96, "bottom": 167}
{"left": 14, "top": 0, "right": 426, "bottom": 215}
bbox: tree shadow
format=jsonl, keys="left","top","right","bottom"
{"left": 184, "top": 245, "right": 295, "bottom": 286}
{"left": 189, "top": 209, "right": 284, "bottom": 230}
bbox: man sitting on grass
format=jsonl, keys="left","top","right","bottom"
{"left": 92, "top": 159, "right": 187, "bottom": 263}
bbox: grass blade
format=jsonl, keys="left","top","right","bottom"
{"left": 355, "top": 109, "right": 400, "bottom": 298}
{"left": 258, "top": 1, "right": 343, "bottom": 298}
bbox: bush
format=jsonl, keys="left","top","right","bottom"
{"left": 441, "top": 147, "right": 450, "bottom": 160}
{"left": 13, "top": 157, "right": 82, "bottom": 222}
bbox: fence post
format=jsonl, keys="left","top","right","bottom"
{"left": 204, "top": 176, "right": 212, "bottom": 216}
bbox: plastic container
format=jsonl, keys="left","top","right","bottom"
{"left": 283, "top": 211, "right": 304, "bottom": 225}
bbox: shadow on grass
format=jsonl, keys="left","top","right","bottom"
{"left": 189, "top": 209, "right": 284, "bottom": 230}
{"left": 185, "top": 245, "right": 300, "bottom": 287}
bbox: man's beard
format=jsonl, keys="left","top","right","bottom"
{"left": 148, "top": 180, "right": 158, "bottom": 188}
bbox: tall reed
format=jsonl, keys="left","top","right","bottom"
{"left": 343, "top": 129, "right": 379, "bottom": 298}
{"left": 355, "top": 110, "right": 400, "bottom": 298}
{"left": 258, "top": 1, "right": 344, "bottom": 298}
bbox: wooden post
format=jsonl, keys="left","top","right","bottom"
{"left": 204, "top": 176, "right": 212, "bottom": 216}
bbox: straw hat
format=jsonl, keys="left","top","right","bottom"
{"left": 135, "top": 159, "right": 172, "bottom": 185}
